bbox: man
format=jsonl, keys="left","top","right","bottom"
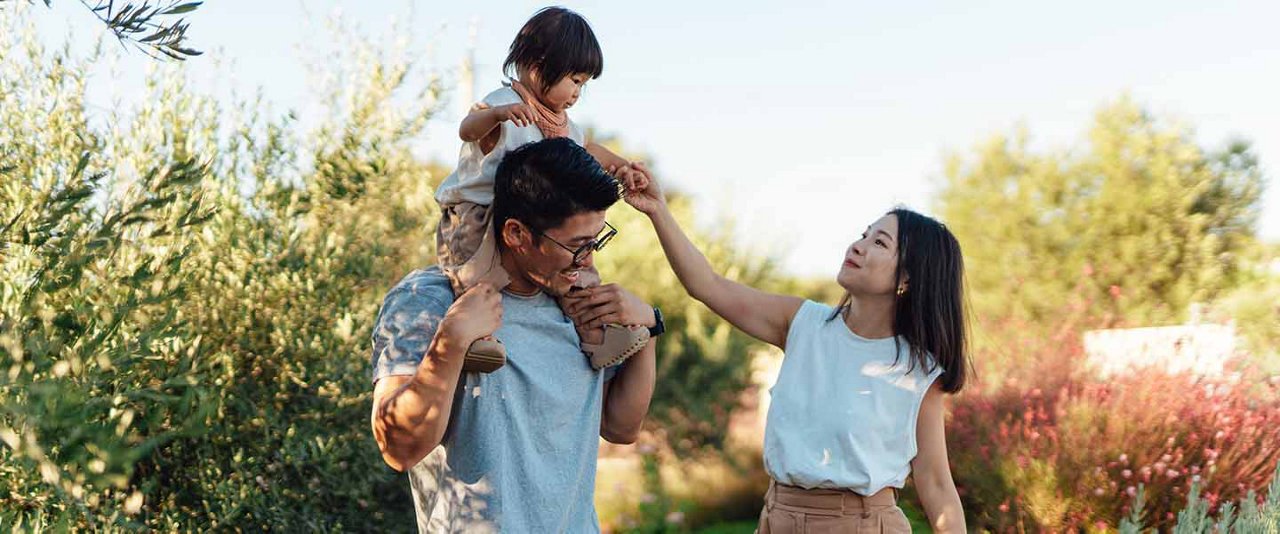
{"left": 369, "top": 137, "right": 661, "bottom": 532}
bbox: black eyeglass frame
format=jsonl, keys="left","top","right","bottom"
{"left": 538, "top": 220, "right": 617, "bottom": 265}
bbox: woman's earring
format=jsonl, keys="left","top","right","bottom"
{"left": 896, "top": 285, "right": 906, "bottom": 297}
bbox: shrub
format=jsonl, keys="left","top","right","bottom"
{"left": 948, "top": 329, "right": 1280, "bottom": 531}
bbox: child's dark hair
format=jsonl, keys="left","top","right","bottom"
{"left": 492, "top": 138, "right": 619, "bottom": 240}
{"left": 503, "top": 6, "right": 604, "bottom": 93}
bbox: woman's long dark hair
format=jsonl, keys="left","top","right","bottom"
{"left": 832, "top": 208, "right": 971, "bottom": 393}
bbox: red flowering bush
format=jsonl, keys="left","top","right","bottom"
{"left": 946, "top": 328, "right": 1280, "bottom": 531}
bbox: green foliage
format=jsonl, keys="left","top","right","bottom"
{"left": 1117, "top": 462, "right": 1280, "bottom": 532}
{"left": 1216, "top": 243, "right": 1280, "bottom": 373}
{"left": 1, "top": 13, "right": 437, "bottom": 529}
{"left": 1, "top": 0, "right": 202, "bottom": 60}
{"left": 938, "top": 98, "right": 1264, "bottom": 333}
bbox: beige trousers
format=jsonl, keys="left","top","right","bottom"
{"left": 755, "top": 481, "right": 912, "bottom": 534}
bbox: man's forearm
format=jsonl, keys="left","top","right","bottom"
{"left": 601, "top": 340, "right": 657, "bottom": 443}
{"left": 373, "top": 335, "right": 469, "bottom": 471}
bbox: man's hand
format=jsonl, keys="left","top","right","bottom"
{"left": 440, "top": 283, "right": 503, "bottom": 346}
{"left": 620, "top": 161, "right": 665, "bottom": 216}
{"left": 562, "top": 283, "right": 655, "bottom": 330}
{"left": 490, "top": 102, "right": 537, "bottom": 128}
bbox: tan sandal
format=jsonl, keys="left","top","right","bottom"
{"left": 583, "top": 324, "right": 650, "bottom": 370}
{"left": 462, "top": 337, "right": 506, "bottom": 373}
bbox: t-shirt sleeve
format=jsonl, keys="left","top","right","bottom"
{"left": 370, "top": 283, "right": 452, "bottom": 384}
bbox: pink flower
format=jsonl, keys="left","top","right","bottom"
{"left": 1166, "top": 470, "right": 1179, "bottom": 479}
{"left": 1126, "top": 486, "right": 1137, "bottom": 497}
{"left": 1122, "top": 469, "right": 1133, "bottom": 479}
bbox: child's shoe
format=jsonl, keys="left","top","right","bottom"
{"left": 582, "top": 324, "right": 649, "bottom": 370}
{"left": 462, "top": 337, "right": 506, "bottom": 373}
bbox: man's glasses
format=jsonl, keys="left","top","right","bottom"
{"left": 539, "top": 221, "right": 617, "bottom": 265}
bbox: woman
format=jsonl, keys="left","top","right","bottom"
{"left": 618, "top": 167, "right": 969, "bottom": 532}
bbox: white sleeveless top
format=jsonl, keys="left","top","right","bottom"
{"left": 435, "top": 86, "right": 586, "bottom": 206}
{"left": 763, "top": 300, "right": 942, "bottom": 494}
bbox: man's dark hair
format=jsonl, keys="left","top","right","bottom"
{"left": 503, "top": 6, "right": 604, "bottom": 93}
{"left": 492, "top": 137, "right": 620, "bottom": 241}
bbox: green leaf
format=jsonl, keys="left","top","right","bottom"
{"left": 161, "top": 2, "right": 201, "bottom": 15}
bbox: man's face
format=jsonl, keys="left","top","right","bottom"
{"left": 509, "top": 210, "right": 607, "bottom": 297}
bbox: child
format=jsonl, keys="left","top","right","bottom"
{"left": 435, "top": 6, "right": 650, "bottom": 373}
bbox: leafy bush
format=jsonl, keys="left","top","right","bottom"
{"left": 1118, "top": 462, "right": 1280, "bottom": 532}
{"left": 2, "top": 12, "right": 437, "bottom": 530}
{"left": 947, "top": 325, "right": 1280, "bottom": 531}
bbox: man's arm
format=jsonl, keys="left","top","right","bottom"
{"left": 562, "top": 284, "right": 658, "bottom": 443}
{"left": 370, "top": 283, "right": 502, "bottom": 471}
{"left": 600, "top": 338, "right": 657, "bottom": 443}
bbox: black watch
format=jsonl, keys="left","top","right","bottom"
{"left": 647, "top": 306, "right": 665, "bottom": 338}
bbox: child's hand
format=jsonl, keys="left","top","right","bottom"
{"left": 492, "top": 103, "right": 537, "bottom": 128}
{"left": 620, "top": 162, "right": 666, "bottom": 216}
{"left": 625, "top": 161, "right": 652, "bottom": 191}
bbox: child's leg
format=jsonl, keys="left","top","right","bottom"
{"left": 438, "top": 202, "right": 508, "bottom": 373}
{"left": 562, "top": 266, "right": 650, "bottom": 370}
{"left": 439, "top": 203, "right": 510, "bottom": 292}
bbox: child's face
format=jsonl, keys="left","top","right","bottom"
{"left": 538, "top": 72, "right": 589, "bottom": 112}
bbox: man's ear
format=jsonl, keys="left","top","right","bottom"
{"left": 502, "top": 219, "right": 531, "bottom": 252}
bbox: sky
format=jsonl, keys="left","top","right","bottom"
{"left": 26, "top": 0, "right": 1280, "bottom": 277}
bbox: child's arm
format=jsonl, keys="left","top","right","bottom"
{"left": 586, "top": 141, "right": 632, "bottom": 175}
{"left": 459, "top": 102, "right": 537, "bottom": 150}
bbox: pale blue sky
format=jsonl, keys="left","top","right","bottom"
{"left": 30, "top": 1, "right": 1280, "bottom": 277}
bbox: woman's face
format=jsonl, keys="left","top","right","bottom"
{"left": 836, "top": 214, "right": 902, "bottom": 297}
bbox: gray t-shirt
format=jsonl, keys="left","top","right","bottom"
{"left": 370, "top": 267, "right": 614, "bottom": 533}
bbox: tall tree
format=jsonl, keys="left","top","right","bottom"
{"left": 938, "top": 98, "right": 1264, "bottom": 329}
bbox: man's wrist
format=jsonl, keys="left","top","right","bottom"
{"left": 647, "top": 306, "right": 665, "bottom": 338}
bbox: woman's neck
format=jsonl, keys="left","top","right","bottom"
{"left": 842, "top": 294, "right": 896, "bottom": 340}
